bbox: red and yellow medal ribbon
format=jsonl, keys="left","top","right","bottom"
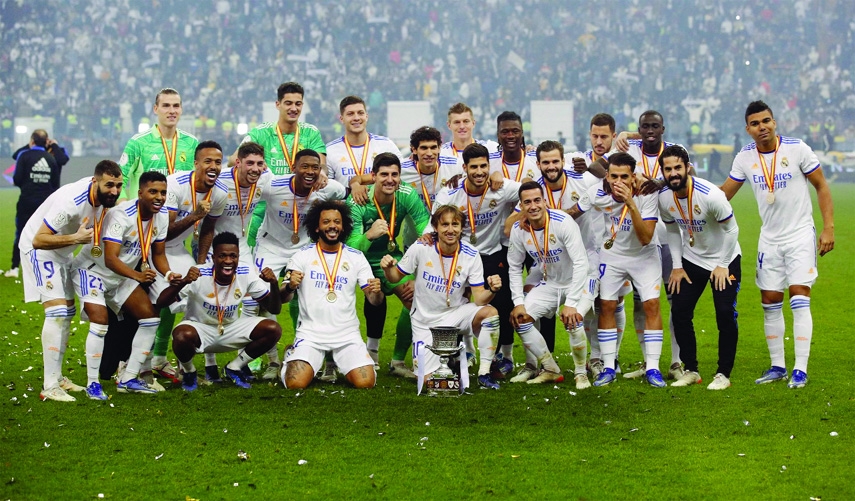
{"left": 88, "top": 182, "right": 106, "bottom": 247}
{"left": 344, "top": 136, "right": 371, "bottom": 177}
{"left": 672, "top": 176, "right": 695, "bottom": 244}
{"left": 418, "top": 164, "right": 440, "bottom": 212}
{"left": 290, "top": 177, "right": 315, "bottom": 239}
{"left": 316, "top": 243, "right": 343, "bottom": 295}
{"left": 190, "top": 171, "right": 213, "bottom": 235}
{"left": 158, "top": 125, "right": 179, "bottom": 175}
{"left": 641, "top": 142, "right": 664, "bottom": 179}
{"left": 436, "top": 242, "right": 460, "bottom": 305}
{"left": 502, "top": 152, "right": 526, "bottom": 182}
{"left": 527, "top": 212, "right": 550, "bottom": 280}
{"left": 465, "top": 182, "right": 488, "bottom": 240}
{"left": 136, "top": 201, "right": 156, "bottom": 268}
{"left": 545, "top": 174, "right": 567, "bottom": 209}
{"left": 276, "top": 124, "right": 301, "bottom": 170}
{"left": 372, "top": 190, "right": 397, "bottom": 244}
{"left": 232, "top": 168, "right": 257, "bottom": 235}
{"left": 213, "top": 271, "right": 236, "bottom": 329}
{"left": 757, "top": 136, "right": 780, "bottom": 195}
{"left": 608, "top": 204, "right": 631, "bottom": 244}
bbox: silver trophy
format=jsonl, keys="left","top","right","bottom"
{"left": 425, "top": 326, "right": 463, "bottom": 396}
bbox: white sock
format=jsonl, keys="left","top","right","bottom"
{"left": 180, "top": 359, "right": 196, "bottom": 374}
{"left": 120, "top": 318, "right": 160, "bottom": 383}
{"left": 762, "top": 302, "right": 786, "bottom": 368}
{"left": 477, "top": 316, "right": 500, "bottom": 376}
{"left": 226, "top": 349, "right": 254, "bottom": 371}
{"left": 59, "top": 306, "right": 75, "bottom": 371}
{"left": 568, "top": 325, "right": 588, "bottom": 376}
{"left": 366, "top": 337, "right": 380, "bottom": 364}
{"left": 500, "top": 344, "right": 514, "bottom": 363}
{"left": 584, "top": 309, "right": 599, "bottom": 359}
{"left": 151, "top": 355, "right": 167, "bottom": 366}
{"left": 266, "top": 345, "right": 280, "bottom": 364}
{"left": 643, "top": 330, "right": 663, "bottom": 371}
{"left": 464, "top": 333, "right": 476, "bottom": 356}
{"left": 524, "top": 345, "right": 537, "bottom": 368}
{"left": 790, "top": 296, "right": 812, "bottom": 373}
{"left": 204, "top": 352, "right": 218, "bottom": 367}
{"left": 41, "top": 306, "right": 67, "bottom": 390}
{"left": 598, "top": 329, "right": 618, "bottom": 371}
{"left": 517, "top": 322, "right": 559, "bottom": 372}
{"left": 85, "top": 323, "right": 108, "bottom": 385}
{"left": 615, "top": 301, "right": 626, "bottom": 354}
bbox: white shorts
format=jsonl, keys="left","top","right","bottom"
{"left": 756, "top": 230, "right": 818, "bottom": 291}
{"left": 73, "top": 267, "right": 167, "bottom": 313}
{"left": 177, "top": 316, "right": 267, "bottom": 353}
{"left": 22, "top": 250, "right": 73, "bottom": 303}
{"left": 286, "top": 336, "right": 374, "bottom": 375}
{"left": 411, "top": 303, "right": 480, "bottom": 374}
{"left": 253, "top": 239, "right": 291, "bottom": 278}
{"left": 165, "top": 244, "right": 198, "bottom": 276}
{"left": 524, "top": 282, "right": 573, "bottom": 321}
{"left": 599, "top": 247, "right": 661, "bottom": 302}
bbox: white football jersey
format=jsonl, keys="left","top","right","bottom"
{"left": 288, "top": 244, "right": 375, "bottom": 343}
{"left": 400, "top": 156, "right": 463, "bottom": 211}
{"left": 659, "top": 177, "right": 741, "bottom": 270}
{"left": 507, "top": 209, "right": 588, "bottom": 308}
{"left": 180, "top": 264, "right": 270, "bottom": 325}
{"left": 165, "top": 171, "right": 229, "bottom": 249}
{"left": 577, "top": 185, "right": 659, "bottom": 258}
{"left": 76, "top": 199, "right": 169, "bottom": 275}
{"left": 256, "top": 175, "right": 346, "bottom": 253}
{"left": 539, "top": 169, "right": 601, "bottom": 252}
{"left": 489, "top": 150, "right": 542, "bottom": 184}
{"left": 215, "top": 167, "right": 272, "bottom": 258}
{"left": 625, "top": 139, "right": 685, "bottom": 181}
{"left": 325, "top": 133, "right": 403, "bottom": 184}
{"left": 20, "top": 177, "right": 106, "bottom": 263}
{"left": 440, "top": 139, "right": 499, "bottom": 170}
{"left": 729, "top": 136, "right": 821, "bottom": 243}
{"left": 433, "top": 180, "right": 521, "bottom": 255}
{"left": 396, "top": 241, "right": 484, "bottom": 325}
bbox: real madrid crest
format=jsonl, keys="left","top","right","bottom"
{"left": 571, "top": 191, "right": 580, "bottom": 202}
{"left": 781, "top": 157, "right": 789, "bottom": 167}
{"left": 342, "top": 262, "right": 350, "bottom": 272}
{"left": 441, "top": 179, "right": 447, "bottom": 186}
{"left": 234, "top": 289, "right": 242, "bottom": 299}
{"left": 527, "top": 170, "right": 535, "bottom": 178}
{"left": 152, "top": 227, "right": 158, "bottom": 234}
{"left": 489, "top": 200, "right": 498, "bottom": 208}
{"left": 549, "top": 234, "right": 556, "bottom": 244}
{"left": 45, "top": 281, "right": 53, "bottom": 290}
{"left": 284, "top": 270, "right": 292, "bottom": 281}
{"left": 694, "top": 205, "right": 702, "bottom": 215}
{"left": 456, "top": 265, "right": 462, "bottom": 274}
{"left": 180, "top": 152, "right": 187, "bottom": 162}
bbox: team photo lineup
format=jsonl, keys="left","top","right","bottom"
{"left": 16, "top": 81, "right": 836, "bottom": 401}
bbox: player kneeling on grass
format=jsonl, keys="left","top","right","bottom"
{"left": 380, "top": 205, "right": 504, "bottom": 390}
{"left": 156, "top": 231, "right": 282, "bottom": 391}
{"left": 280, "top": 200, "right": 384, "bottom": 389}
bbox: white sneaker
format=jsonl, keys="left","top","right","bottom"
{"left": 114, "top": 360, "right": 127, "bottom": 382}
{"left": 668, "top": 362, "right": 684, "bottom": 380}
{"left": 4, "top": 267, "right": 19, "bottom": 278}
{"left": 589, "top": 359, "right": 604, "bottom": 380}
{"left": 58, "top": 376, "right": 86, "bottom": 392}
{"left": 527, "top": 369, "right": 565, "bottom": 385}
{"left": 707, "top": 373, "right": 731, "bottom": 390}
{"left": 509, "top": 364, "right": 538, "bottom": 383}
{"left": 671, "top": 370, "right": 702, "bottom": 387}
{"left": 40, "top": 386, "right": 76, "bottom": 402}
{"left": 388, "top": 361, "right": 416, "bottom": 379}
{"left": 140, "top": 371, "right": 166, "bottom": 392}
{"left": 319, "top": 362, "right": 338, "bottom": 383}
{"left": 262, "top": 362, "right": 281, "bottom": 381}
{"left": 574, "top": 373, "right": 591, "bottom": 390}
{"left": 623, "top": 366, "right": 646, "bottom": 379}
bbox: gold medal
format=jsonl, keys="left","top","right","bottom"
{"left": 193, "top": 229, "right": 199, "bottom": 239}
{"left": 469, "top": 234, "right": 477, "bottom": 245}
{"left": 446, "top": 298, "right": 451, "bottom": 307}
{"left": 766, "top": 192, "right": 775, "bottom": 205}
{"left": 218, "top": 324, "right": 225, "bottom": 336}
{"left": 604, "top": 238, "right": 614, "bottom": 250}
{"left": 689, "top": 235, "right": 695, "bottom": 247}
{"left": 141, "top": 262, "right": 150, "bottom": 272}
{"left": 291, "top": 233, "right": 300, "bottom": 245}
{"left": 326, "top": 291, "right": 337, "bottom": 303}
{"left": 387, "top": 241, "right": 396, "bottom": 252}
{"left": 242, "top": 228, "right": 246, "bottom": 237}
{"left": 90, "top": 246, "right": 103, "bottom": 258}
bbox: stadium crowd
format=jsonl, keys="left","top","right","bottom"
{"left": 2, "top": 0, "right": 854, "bottom": 157}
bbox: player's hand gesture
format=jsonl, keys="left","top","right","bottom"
{"left": 138, "top": 268, "right": 157, "bottom": 284}
{"left": 612, "top": 179, "right": 633, "bottom": 204}
{"left": 445, "top": 174, "right": 463, "bottom": 189}
{"left": 486, "top": 274, "right": 502, "bottom": 293}
{"left": 316, "top": 169, "right": 329, "bottom": 189}
{"left": 571, "top": 156, "right": 588, "bottom": 174}
{"left": 366, "top": 219, "right": 389, "bottom": 240}
{"left": 615, "top": 131, "right": 631, "bottom": 152}
{"left": 73, "top": 220, "right": 94, "bottom": 245}
{"left": 709, "top": 266, "right": 731, "bottom": 292}
{"left": 637, "top": 173, "right": 664, "bottom": 195}
{"left": 668, "top": 268, "right": 691, "bottom": 294}
{"left": 365, "top": 277, "right": 382, "bottom": 295}
{"left": 193, "top": 199, "right": 211, "bottom": 219}
{"left": 285, "top": 269, "right": 303, "bottom": 290}
{"left": 510, "top": 305, "right": 528, "bottom": 329}
{"left": 416, "top": 232, "right": 436, "bottom": 246}
{"left": 349, "top": 183, "right": 369, "bottom": 205}
{"left": 259, "top": 267, "right": 278, "bottom": 284}
{"left": 182, "top": 266, "right": 200, "bottom": 285}
{"left": 379, "top": 254, "right": 397, "bottom": 271}
{"left": 818, "top": 227, "right": 834, "bottom": 256}
{"left": 399, "top": 280, "right": 415, "bottom": 303}
{"left": 559, "top": 306, "right": 583, "bottom": 330}
{"left": 489, "top": 171, "right": 505, "bottom": 191}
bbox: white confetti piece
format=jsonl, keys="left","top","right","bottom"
{"left": 425, "top": 422, "right": 430, "bottom": 426}
{"left": 830, "top": 431, "right": 839, "bottom": 437}
{"left": 298, "top": 459, "right": 307, "bottom": 465}
{"left": 378, "top": 432, "right": 385, "bottom": 436}
{"left": 10, "top": 331, "right": 17, "bottom": 335}
{"left": 233, "top": 483, "right": 239, "bottom": 487}
{"left": 223, "top": 429, "right": 228, "bottom": 433}
{"left": 568, "top": 391, "right": 577, "bottom": 396}
{"left": 781, "top": 465, "right": 787, "bottom": 470}
{"left": 369, "top": 474, "right": 374, "bottom": 479}
{"left": 22, "top": 366, "right": 33, "bottom": 372}
{"left": 544, "top": 398, "right": 549, "bottom": 403}
{"left": 420, "top": 437, "right": 428, "bottom": 441}
{"left": 155, "top": 453, "right": 164, "bottom": 460}
{"left": 109, "top": 403, "right": 114, "bottom": 408}
{"left": 790, "top": 435, "right": 794, "bottom": 439}
{"left": 97, "top": 494, "right": 104, "bottom": 499}
{"left": 737, "top": 453, "right": 745, "bottom": 457}
{"left": 629, "top": 428, "right": 639, "bottom": 433}
{"left": 743, "top": 420, "right": 750, "bottom": 426}
{"left": 44, "top": 442, "right": 50, "bottom": 448}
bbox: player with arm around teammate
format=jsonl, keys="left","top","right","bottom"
{"left": 659, "top": 146, "right": 742, "bottom": 390}
{"left": 280, "top": 200, "right": 384, "bottom": 389}
{"left": 380, "top": 205, "right": 504, "bottom": 389}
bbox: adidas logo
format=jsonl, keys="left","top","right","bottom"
{"left": 151, "top": 154, "right": 160, "bottom": 160}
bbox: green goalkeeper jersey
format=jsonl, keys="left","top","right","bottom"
{"left": 347, "top": 184, "right": 431, "bottom": 262}
{"left": 244, "top": 121, "right": 327, "bottom": 175}
{"left": 119, "top": 125, "right": 198, "bottom": 198}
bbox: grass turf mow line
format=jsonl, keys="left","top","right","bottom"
{"left": 0, "top": 186, "right": 852, "bottom": 499}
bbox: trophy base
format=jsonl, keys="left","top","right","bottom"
{"left": 426, "top": 375, "right": 461, "bottom": 397}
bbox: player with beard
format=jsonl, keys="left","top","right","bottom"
{"left": 380, "top": 205, "right": 503, "bottom": 388}
{"left": 157, "top": 231, "right": 282, "bottom": 391}
{"left": 659, "top": 146, "right": 742, "bottom": 390}
{"left": 280, "top": 200, "right": 383, "bottom": 389}
{"left": 152, "top": 141, "right": 230, "bottom": 383}
{"left": 441, "top": 103, "right": 499, "bottom": 169}
{"left": 73, "top": 172, "right": 176, "bottom": 396}
{"left": 20, "top": 160, "right": 124, "bottom": 401}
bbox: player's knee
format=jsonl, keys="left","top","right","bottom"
{"left": 599, "top": 300, "right": 617, "bottom": 315}
{"left": 642, "top": 299, "right": 661, "bottom": 318}
{"left": 284, "top": 361, "right": 312, "bottom": 389}
{"left": 347, "top": 365, "right": 376, "bottom": 389}
{"left": 253, "top": 320, "right": 282, "bottom": 343}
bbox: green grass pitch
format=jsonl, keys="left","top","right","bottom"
{"left": 0, "top": 185, "right": 853, "bottom": 500}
